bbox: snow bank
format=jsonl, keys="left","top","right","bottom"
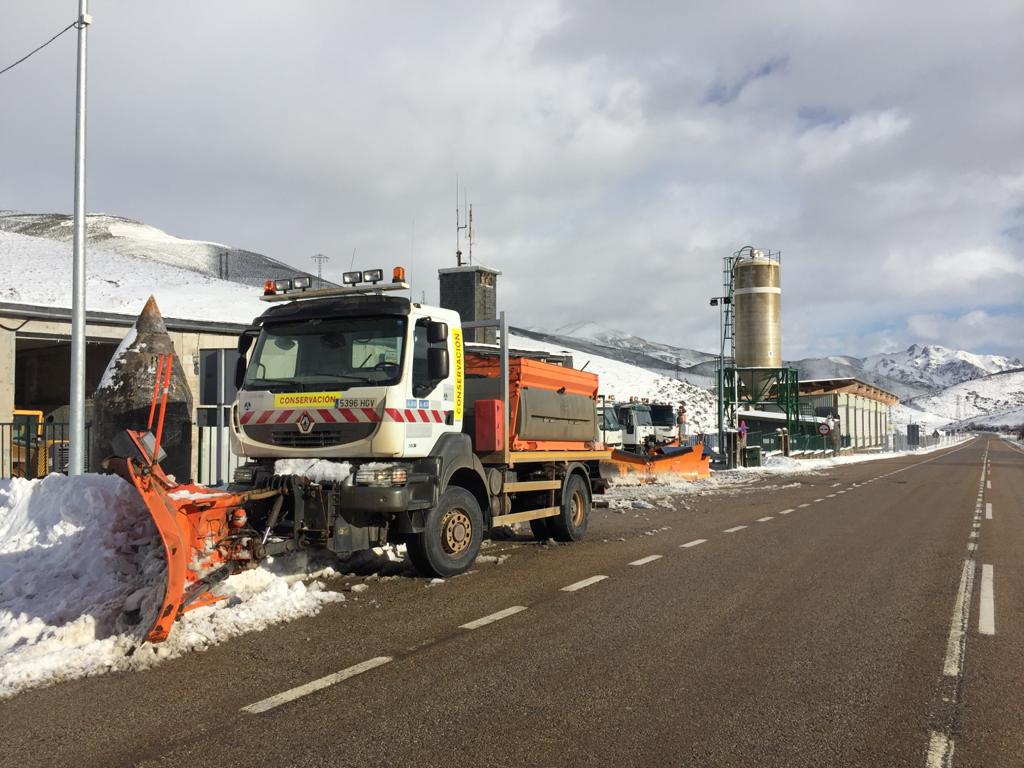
{"left": 274, "top": 459, "right": 353, "bottom": 483}
{"left": 0, "top": 473, "right": 342, "bottom": 698}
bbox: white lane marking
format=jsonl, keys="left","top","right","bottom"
{"left": 979, "top": 564, "right": 995, "bottom": 635}
{"left": 798, "top": 503, "right": 810, "bottom": 508}
{"left": 561, "top": 575, "right": 608, "bottom": 592}
{"left": 680, "top": 538, "right": 707, "bottom": 548}
{"left": 826, "top": 494, "right": 837, "bottom": 498}
{"left": 756, "top": 516, "right": 774, "bottom": 522}
{"left": 969, "top": 531, "right": 978, "bottom": 539}
{"left": 242, "top": 656, "right": 392, "bottom": 714}
{"left": 986, "top": 480, "right": 991, "bottom": 489}
{"left": 926, "top": 730, "right": 954, "bottom": 768}
{"left": 985, "top": 503, "right": 992, "bottom": 520}
{"left": 723, "top": 525, "right": 747, "bottom": 533}
{"left": 779, "top": 509, "right": 794, "bottom": 515}
{"left": 814, "top": 498, "right": 825, "bottom": 503}
{"left": 968, "top": 542, "right": 977, "bottom": 551}
{"left": 629, "top": 554, "right": 662, "bottom": 566}
{"left": 943, "top": 559, "right": 976, "bottom": 677}
{"left": 836, "top": 490, "right": 846, "bottom": 495}
{"left": 460, "top": 605, "right": 528, "bottom": 630}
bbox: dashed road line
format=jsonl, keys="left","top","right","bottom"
{"left": 680, "top": 538, "right": 707, "bottom": 548}
{"left": 979, "top": 564, "right": 995, "bottom": 636}
{"left": 985, "top": 502, "right": 992, "bottom": 520}
{"left": 629, "top": 555, "right": 662, "bottom": 567}
{"left": 814, "top": 498, "right": 825, "bottom": 503}
{"left": 779, "top": 509, "right": 794, "bottom": 515}
{"left": 561, "top": 575, "right": 608, "bottom": 592}
{"left": 460, "top": 606, "right": 528, "bottom": 629}
{"left": 756, "top": 516, "right": 773, "bottom": 522}
{"left": 242, "top": 656, "right": 393, "bottom": 714}
{"left": 723, "top": 525, "right": 747, "bottom": 533}
{"left": 798, "top": 503, "right": 810, "bottom": 508}
{"left": 926, "top": 731, "right": 954, "bottom": 768}
{"left": 968, "top": 542, "right": 977, "bottom": 551}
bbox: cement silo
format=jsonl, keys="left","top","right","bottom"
{"left": 732, "top": 248, "right": 781, "bottom": 397}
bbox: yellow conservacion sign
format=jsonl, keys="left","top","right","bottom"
{"left": 273, "top": 391, "right": 342, "bottom": 409}
{"left": 452, "top": 327, "right": 464, "bottom": 421}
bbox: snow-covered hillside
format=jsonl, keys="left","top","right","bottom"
{"left": 550, "top": 321, "right": 715, "bottom": 369}
{"left": 0, "top": 228, "right": 266, "bottom": 324}
{"left": 0, "top": 212, "right": 318, "bottom": 288}
{"left": 508, "top": 332, "right": 717, "bottom": 432}
{"left": 862, "top": 345, "right": 1022, "bottom": 395}
{"left": 896, "top": 370, "right": 1024, "bottom": 430}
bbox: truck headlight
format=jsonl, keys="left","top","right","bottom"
{"left": 354, "top": 465, "right": 408, "bottom": 486}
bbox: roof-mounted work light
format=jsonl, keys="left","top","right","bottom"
{"left": 292, "top": 276, "right": 312, "bottom": 290}
{"left": 274, "top": 278, "right": 292, "bottom": 292}
{"left": 342, "top": 271, "right": 362, "bottom": 285}
{"left": 362, "top": 269, "right": 384, "bottom": 284}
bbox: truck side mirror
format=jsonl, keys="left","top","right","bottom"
{"left": 234, "top": 356, "right": 247, "bottom": 389}
{"left": 428, "top": 347, "right": 449, "bottom": 380}
{"left": 238, "top": 333, "right": 255, "bottom": 354}
{"left": 427, "top": 321, "right": 448, "bottom": 344}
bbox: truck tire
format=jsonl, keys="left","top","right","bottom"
{"left": 548, "top": 473, "right": 590, "bottom": 542}
{"left": 528, "top": 517, "right": 551, "bottom": 541}
{"left": 406, "top": 487, "right": 483, "bottom": 578}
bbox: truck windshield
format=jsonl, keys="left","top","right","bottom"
{"left": 243, "top": 316, "right": 406, "bottom": 392}
{"left": 598, "top": 408, "right": 621, "bottom": 431}
{"left": 650, "top": 405, "right": 675, "bottom": 427}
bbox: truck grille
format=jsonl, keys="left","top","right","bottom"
{"left": 242, "top": 422, "right": 376, "bottom": 448}
{"left": 270, "top": 428, "right": 349, "bottom": 448}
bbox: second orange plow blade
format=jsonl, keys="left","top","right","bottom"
{"left": 601, "top": 444, "right": 711, "bottom": 484}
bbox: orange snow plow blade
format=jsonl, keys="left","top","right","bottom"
{"left": 105, "top": 439, "right": 279, "bottom": 643}
{"left": 102, "top": 353, "right": 280, "bottom": 643}
{"left": 601, "top": 443, "right": 711, "bottom": 484}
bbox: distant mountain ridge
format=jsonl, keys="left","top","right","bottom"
{"left": 0, "top": 211, "right": 321, "bottom": 288}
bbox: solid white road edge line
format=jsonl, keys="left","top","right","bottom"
{"left": 242, "top": 656, "right": 393, "bottom": 714}
{"left": 942, "top": 559, "right": 976, "bottom": 677}
{"left": 561, "top": 575, "right": 608, "bottom": 592}
{"left": 723, "top": 525, "right": 747, "bottom": 533}
{"left": 680, "top": 538, "right": 707, "bottom": 548}
{"left": 979, "top": 564, "right": 995, "bottom": 635}
{"left": 460, "top": 605, "right": 528, "bottom": 630}
{"left": 629, "top": 555, "right": 663, "bottom": 566}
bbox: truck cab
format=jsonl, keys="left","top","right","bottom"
{"left": 649, "top": 403, "right": 677, "bottom": 443}
{"left": 614, "top": 402, "right": 658, "bottom": 453}
{"left": 596, "top": 405, "right": 623, "bottom": 448}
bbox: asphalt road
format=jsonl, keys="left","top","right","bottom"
{"left": 1, "top": 436, "right": 1020, "bottom": 768}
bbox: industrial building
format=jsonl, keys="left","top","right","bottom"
{"left": 798, "top": 378, "right": 899, "bottom": 450}
{"left": 0, "top": 300, "right": 246, "bottom": 480}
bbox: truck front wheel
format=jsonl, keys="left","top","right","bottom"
{"left": 549, "top": 473, "right": 590, "bottom": 542}
{"left": 407, "top": 487, "right": 483, "bottom": 578}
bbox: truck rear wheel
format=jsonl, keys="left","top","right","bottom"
{"left": 549, "top": 473, "right": 590, "bottom": 542}
{"left": 407, "top": 487, "right": 483, "bottom": 578}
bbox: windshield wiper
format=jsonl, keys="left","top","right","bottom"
{"left": 245, "top": 378, "right": 304, "bottom": 391}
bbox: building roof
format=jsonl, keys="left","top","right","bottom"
{"left": 798, "top": 377, "right": 900, "bottom": 405}
{"left": 437, "top": 264, "right": 501, "bottom": 276}
{"left": 0, "top": 301, "right": 249, "bottom": 336}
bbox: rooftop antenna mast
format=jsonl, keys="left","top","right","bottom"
{"left": 311, "top": 253, "right": 329, "bottom": 288}
{"left": 456, "top": 175, "right": 468, "bottom": 266}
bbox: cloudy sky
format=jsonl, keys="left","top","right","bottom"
{"left": 2, "top": 1, "right": 1023, "bottom": 359}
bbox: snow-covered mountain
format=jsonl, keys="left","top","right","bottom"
{"left": 0, "top": 211, "right": 320, "bottom": 288}
{"left": 895, "top": 370, "right": 1024, "bottom": 430}
{"left": 862, "top": 345, "right": 1022, "bottom": 396}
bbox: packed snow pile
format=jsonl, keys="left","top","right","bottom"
{"left": 274, "top": 459, "right": 353, "bottom": 483}
{"left": 0, "top": 473, "right": 342, "bottom": 697}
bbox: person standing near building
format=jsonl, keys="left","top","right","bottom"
{"left": 738, "top": 419, "right": 749, "bottom": 465}
{"left": 677, "top": 401, "right": 687, "bottom": 442}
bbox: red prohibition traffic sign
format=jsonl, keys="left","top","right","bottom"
{"left": 817, "top": 422, "right": 832, "bottom": 436}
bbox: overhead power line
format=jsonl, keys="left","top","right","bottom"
{"left": 0, "top": 20, "right": 78, "bottom": 78}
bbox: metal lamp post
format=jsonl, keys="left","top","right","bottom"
{"left": 68, "top": 0, "right": 92, "bottom": 475}
{"left": 709, "top": 295, "right": 731, "bottom": 467}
